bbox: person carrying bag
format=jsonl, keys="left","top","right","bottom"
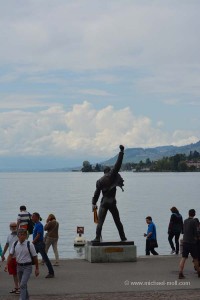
{"left": 144, "top": 216, "right": 159, "bottom": 255}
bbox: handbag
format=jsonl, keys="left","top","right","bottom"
{"left": 27, "top": 218, "right": 34, "bottom": 235}
{"left": 149, "top": 239, "right": 158, "bottom": 248}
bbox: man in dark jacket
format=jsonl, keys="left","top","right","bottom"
{"left": 92, "top": 145, "right": 127, "bottom": 242}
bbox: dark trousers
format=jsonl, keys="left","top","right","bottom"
{"left": 168, "top": 232, "right": 180, "bottom": 254}
{"left": 146, "top": 239, "right": 159, "bottom": 255}
{"left": 34, "top": 241, "right": 54, "bottom": 275}
{"left": 96, "top": 202, "right": 126, "bottom": 240}
{"left": 197, "top": 240, "right": 200, "bottom": 262}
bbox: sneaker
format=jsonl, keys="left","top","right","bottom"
{"left": 178, "top": 273, "right": 185, "bottom": 279}
{"left": 45, "top": 274, "right": 55, "bottom": 278}
{"left": 170, "top": 250, "right": 176, "bottom": 254}
{"left": 53, "top": 262, "right": 59, "bottom": 266}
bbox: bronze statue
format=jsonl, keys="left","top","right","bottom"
{"left": 92, "top": 145, "right": 127, "bottom": 242}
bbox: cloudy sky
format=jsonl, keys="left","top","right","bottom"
{"left": 0, "top": 0, "right": 200, "bottom": 164}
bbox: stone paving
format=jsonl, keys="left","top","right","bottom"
{"left": 1, "top": 256, "right": 200, "bottom": 299}
{"left": 1, "top": 290, "right": 200, "bottom": 300}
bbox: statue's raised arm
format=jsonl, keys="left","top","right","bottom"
{"left": 110, "top": 145, "right": 125, "bottom": 177}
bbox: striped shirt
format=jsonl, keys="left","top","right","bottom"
{"left": 17, "top": 211, "right": 31, "bottom": 228}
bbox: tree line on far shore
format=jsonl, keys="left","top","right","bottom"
{"left": 81, "top": 150, "right": 200, "bottom": 172}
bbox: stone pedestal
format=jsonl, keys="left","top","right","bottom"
{"left": 85, "top": 241, "right": 137, "bottom": 263}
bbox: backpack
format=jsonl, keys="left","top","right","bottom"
{"left": 13, "top": 241, "right": 35, "bottom": 265}
{"left": 27, "top": 216, "right": 34, "bottom": 235}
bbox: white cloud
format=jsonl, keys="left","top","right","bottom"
{"left": 0, "top": 101, "right": 199, "bottom": 158}
{"left": 163, "top": 98, "right": 181, "bottom": 106}
{"left": 0, "top": 73, "right": 19, "bottom": 83}
{"left": 0, "top": 94, "right": 58, "bottom": 109}
{"left": 0, "top": 1, "right": 200, "bottom": 154}
{"left": 90, "top": 74, "right": 120, "bottom": 84}
{"left": 0, "top": 0, "right": 198, "bottom": 108}
{"left": 1, "top": 1, "right": 200, "bottom": 71}
{"left": 171, "top": 130, "right": 199, "bottom": 146}
{"left": 79, "top": 89, "right": 113, "bottom": 96}
{"left": 135, "top": 66, "right": 200, "bottom": 103}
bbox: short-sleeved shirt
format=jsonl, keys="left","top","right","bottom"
{"left": 33, "top": 222, "right": 44, "bottom": 241}
{"left": 10, "top": 240, "right": 37, "bottom": 264}
{"left": 183, "top": 217, "right": 197, "bottom": 244}
{"left": 6, "top": 233, "right": 18, "bottom": 251}
{"left": 147, "top": 222, "right": 157, "bottom": 240}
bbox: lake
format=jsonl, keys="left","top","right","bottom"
{"left": 0, "top": 172, "right": 199, "bottom": 258}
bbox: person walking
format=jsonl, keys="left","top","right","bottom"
{"left": 44, "top": 214, "right": 59, "bottom": 266}
{"left": 7, "top": 229, "right": 39, "bottom": 300}
{"left": 144, "top": 216, "right": 159, "bottom": 255}
{"left": 168, "top": 206, "right": 183, "bottom": 254}
{"left": 194, "top": 218, "right": 200, "bottom": 267}
{"left": 32, "top": 212, "right": 55, "bottom": 278}
{"left": 92, "top": 145, "right": 127, "bottom": 242}
{"left": 1, "top": 222, "right": 19, "bottom": 295}
{"left": 179, "top": 209, "right": 200, "bottom": 279}
{"left": 17, "top": 205, "right": 31, "bottom": 231}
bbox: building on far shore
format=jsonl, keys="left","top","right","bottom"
{"left": 186, "top": 160, "right": 200, "bottom": 170}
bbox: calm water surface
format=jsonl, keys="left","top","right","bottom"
{"left": 0, "top": 172, "right": 199, "bottom": 258}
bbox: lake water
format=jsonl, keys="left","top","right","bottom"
{"left": 0, "top": 172, "right": 199, "bottom": 259}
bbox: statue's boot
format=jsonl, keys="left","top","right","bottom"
{"left": 92, "top": 237, "right": 100, "bottom": 242}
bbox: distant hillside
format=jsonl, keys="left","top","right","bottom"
{"left": 102, "top": 140, "right": 200, "bottom": 166}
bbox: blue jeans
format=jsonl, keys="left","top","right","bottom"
{"left": 34, "top": 241, "right": 54, "bottom": 275}
{"left": 17, "top": 265, "right": 32, "bottom": 300}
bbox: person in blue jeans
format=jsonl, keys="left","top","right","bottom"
{"left": 7, "top": 229, "right": 39, "bottom": 300}
{"left": 144, "top": 216, "right": 159, "bottom": 255}
{"left": 32, "top": 212, "right": 54, "bottom": 278}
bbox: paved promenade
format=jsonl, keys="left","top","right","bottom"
{"left": 0, "top": 255, "right": 200, "bottom": 299}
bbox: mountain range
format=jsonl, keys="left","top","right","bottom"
{"left": 0, "top": 140, "right": 199, "bottom": 171}
{"left": 102, "top": 140, "right": 200, "bottom": 166}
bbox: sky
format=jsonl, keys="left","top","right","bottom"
{"left": 0, "top": 0, "right": 200, "bottom": 165}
